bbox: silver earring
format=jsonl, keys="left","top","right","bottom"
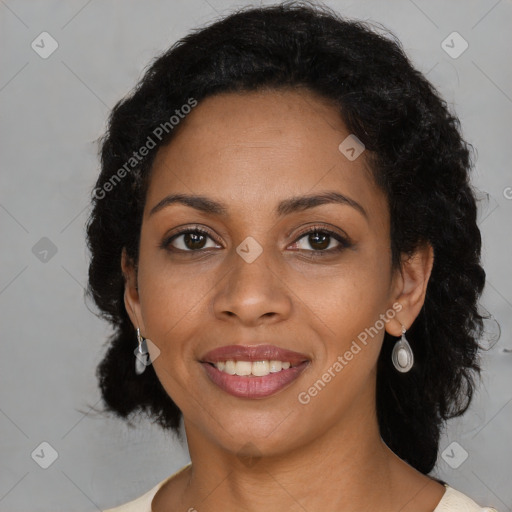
{"left": 391, "top": 325, "right": 414, "bottom": 373}
{"left": 134, "top": 327, "right": 149, "bottom": 375}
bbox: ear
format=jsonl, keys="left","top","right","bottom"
{"left": 121, "top": 247, "right": 144, "bottom": 332}
{"left": 386, "top": 242, "right": 434, "bottom": 337}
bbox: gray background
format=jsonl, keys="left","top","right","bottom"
{"left": 1, "top": 0, "right": 511, "bottom": 510}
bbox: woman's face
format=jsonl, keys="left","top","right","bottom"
{"left": 124, "top": 89, "right": 410, "bottom": 458}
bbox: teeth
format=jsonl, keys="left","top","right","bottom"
{"left": 269, "top": 360, "right": 281, "bottom": 373}
{"left": 235, "top": 361, "right": 252, "bottom": 376}
{"left": 252, "top": 361, "right": 269, "bottom": 376}
{"left": 212, "top": 360, "right": 294, "bottom": 376}
{"left": 224, "top": 360, "right": 236, "bottom": 375}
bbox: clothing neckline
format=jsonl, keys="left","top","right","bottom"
{"left": 150, "top": 462, "right": 191, "bottom": 512}
{"left": 149, "top": 464, "right": 453, "bottom": 512}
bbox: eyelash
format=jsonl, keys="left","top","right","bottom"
{"left": 160, "top": 224, "right": 352, "bottom": 257}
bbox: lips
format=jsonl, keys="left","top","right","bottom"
{"left": 199, "top": 344, "right": 310, "bottom": 399}
{"left": 200, "top": 344, "right": 309, "bottom": 365}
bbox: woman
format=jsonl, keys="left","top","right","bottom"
{"left": 87, "top": 2, "right": 499, "bottom": 511}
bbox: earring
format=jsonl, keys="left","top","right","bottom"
{"left": 134, "top": 327, "right": 149, "bottom": 375}
{"left": 391, "top": 324, "right": 414, "bottom": 373}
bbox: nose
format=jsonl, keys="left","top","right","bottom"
{"left": 212, "top": 242, "right": 292, "bottom": 326}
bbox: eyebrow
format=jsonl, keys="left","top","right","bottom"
{"left": 148, "top": 191, "right": 367, "bottom": 219}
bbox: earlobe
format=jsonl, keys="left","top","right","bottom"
{"left": 386, "top": 242, "right": 434, "bottom": 336}
{"left": 121, "top": 248, "right": 142, "bottom": 331}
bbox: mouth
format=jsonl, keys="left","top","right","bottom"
{"left": 199, "top": 344, "right": 310, "bottom": 399}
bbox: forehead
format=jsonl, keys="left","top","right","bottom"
{"left": 145, "top": 89, "right": 387, "bottom": 225}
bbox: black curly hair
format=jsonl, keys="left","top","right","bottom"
{"left": 85, "top": 1, "right": 488, "bottom": 474}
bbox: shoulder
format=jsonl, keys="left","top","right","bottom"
{"left": 101, "top": 482, "right": 159, "bottom": 512}
{"left": 434, "top": 485, "right": 500, "bottom": 512}
{"left": 102, "top": 463, "right": 192, "bottom": 512}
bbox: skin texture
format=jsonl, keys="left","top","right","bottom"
{"left": 121, "top": 89, "right": 443, "bottom": 511}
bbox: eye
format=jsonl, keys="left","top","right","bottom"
{"left": 161, "top": 224, "right": 352, "bottom": 255}
{"left": 161, "top": 226, "right": 221, "bottom": 252}
{"left": 289, "top": 225, "right": 352, "bottom": 254}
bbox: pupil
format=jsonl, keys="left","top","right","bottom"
{"left": 309, "top": 232, "right": 329, "bottom": 250}
{"left": 185, "top": 232, "right": 206, "bottom": 250}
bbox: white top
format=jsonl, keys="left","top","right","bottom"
{"left": 102, "top": 463, "right": 499, "bottom": 512}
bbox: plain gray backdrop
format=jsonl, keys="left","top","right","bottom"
{"left": 1, "top": 1, "right": 511, "bottom": 511}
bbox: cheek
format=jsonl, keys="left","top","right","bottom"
{"left": 292, "top": 270, "right": 388, "bottom": 423}
{"left": 137, "top": 224, "right": 213, "bottom": 317}
{"left": 290, "top": 260, "right": 392, "bottom": 408}
{"left": 136, "top": 257, "right": 204, "bottom": 410}
{"left": 135, "top": 245, "right": 211, "bottom": 365}
{"left": 288, "top": 253, "right": 391, "bottom": 336}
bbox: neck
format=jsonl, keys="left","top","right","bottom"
{"left": 177, "top": 402, "right": 408, "bottom": 511}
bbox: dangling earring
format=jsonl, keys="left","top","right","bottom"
{"left": 391, "top": 324, "right": 414, "bottom": 373}
{"left": 134, "top": 327, "right": 149, "bottom": 375}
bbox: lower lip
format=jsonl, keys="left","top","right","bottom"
{"left": 201, "top": 362, "right": 309, "bottom": 399}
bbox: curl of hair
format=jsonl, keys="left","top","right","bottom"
{"left": 86, "top": 1, "right": 487, "bottom": 473}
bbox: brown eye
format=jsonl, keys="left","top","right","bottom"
{"left": 290, "top": 227, "right": 351, "bottom": 253}
{"left": 163, "top": 228, "right": 220, "bottom": 252}
{"left": 306, "top": 231, "right": 331, "bottom": 250}
{"left": 181, "top": 232, "right": 208, "bottom": 250}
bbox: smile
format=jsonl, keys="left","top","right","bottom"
{"left": 201, "top": 360, "right": 309, "bottom": 398}
{"left": 199, "top": 344, "right": 310, "bottom": 398}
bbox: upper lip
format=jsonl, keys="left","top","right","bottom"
{"left": 200, "top": 344, "right": 309, "bottom": 365}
